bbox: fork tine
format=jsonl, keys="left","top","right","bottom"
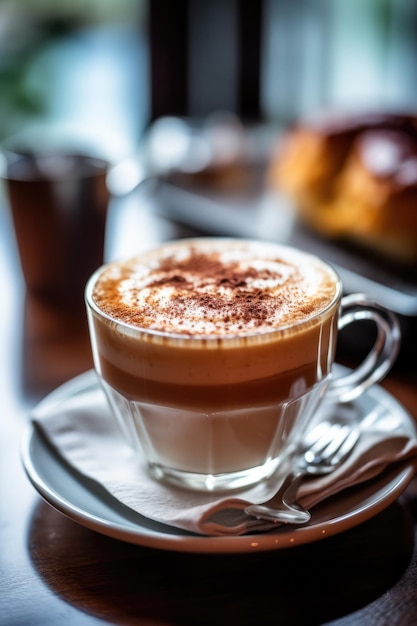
{"left": 330, "top": 428, "right": 360, "bottom": 465}
{"left": 303, "top": 423, "right": 339, "bottom": 463}
{"left": 303, "top": 421, "right": 336, "bottom": 451}
{"left": 307, "top": 422, "right": 343, "bottom": 456}
{"left": 302, "top": 420, "right": 331, "bottom": 449}
{"left": 320, "top": 424, "right": 351, "bottom": 458}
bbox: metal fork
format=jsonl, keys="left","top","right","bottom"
{"left": 244, "top": 420, "right": 360, "bottom": 525}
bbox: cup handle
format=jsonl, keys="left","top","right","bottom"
{"left": 326, "top": 293, "right": 401, "bottom": 404}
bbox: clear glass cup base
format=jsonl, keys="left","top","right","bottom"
{"left": 148, "top": 456, "right": 284, "bottom": 492}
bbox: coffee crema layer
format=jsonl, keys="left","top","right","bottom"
{"left": 91, "top": 238, "right": 339, "bottom": 337}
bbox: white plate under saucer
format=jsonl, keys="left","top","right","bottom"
{"left": 21, "top": 368, "right": 417, "bottom": 554}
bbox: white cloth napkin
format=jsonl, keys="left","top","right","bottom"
{"left": 31, "top": 383, "right": 417, "bottom": 536}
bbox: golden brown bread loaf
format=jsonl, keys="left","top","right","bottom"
{"left": 269, "top": 112, "right": 417, "bottom": 264}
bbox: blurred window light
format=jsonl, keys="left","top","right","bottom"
{"left": 262, "top": 0, "right": 417, "bottom": 124}
{"left": 0, "top": 0, "right": 147, "bottom": 160}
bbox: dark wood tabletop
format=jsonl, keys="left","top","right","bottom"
{"left": 2, "top": 194, "right": 417, "bottom": 626}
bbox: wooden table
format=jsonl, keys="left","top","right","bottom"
{"left": 1, "top": 195, "right": 417, "bottom": 626}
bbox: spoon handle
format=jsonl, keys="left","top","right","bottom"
{"left": 244, "top": 471, "right": 311, "bottom": 524}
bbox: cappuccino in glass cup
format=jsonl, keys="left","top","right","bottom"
{"left": 85, "top": 238, "right": 400, "bottom": 491}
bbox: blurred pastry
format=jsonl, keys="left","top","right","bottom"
{"left": 269, "top": 112, "right": 417, "bottom": 264}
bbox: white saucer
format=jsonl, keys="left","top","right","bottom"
{"left": 21, "top": 369, "right": 417, "bottom": 554}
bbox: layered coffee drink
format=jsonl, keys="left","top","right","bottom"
{"left": 86, "top": 238, "right": 342, "bottom": 490}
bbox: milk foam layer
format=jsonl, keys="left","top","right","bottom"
{"left": 91, "top": 239, "right": 339, "bottom": 336}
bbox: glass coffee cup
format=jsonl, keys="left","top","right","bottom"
{"left": 85, "top": 238, "right": 400, "bottom": 491}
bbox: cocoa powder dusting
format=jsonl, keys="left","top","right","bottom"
{"left": 146, "top": 251, "right": 282, "bottom": 330}
{"left": 91, "top": 242, "right": 337, "bottom": 335}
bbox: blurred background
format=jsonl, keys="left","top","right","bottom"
{"left": 1, "top": 0, "right": 417, "bottom": 401}
{"left": 0, "top": 0, "right": 146, "bottom": 157}
{"left": 1, "top": 0, "right": 417, "bottom": 157}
